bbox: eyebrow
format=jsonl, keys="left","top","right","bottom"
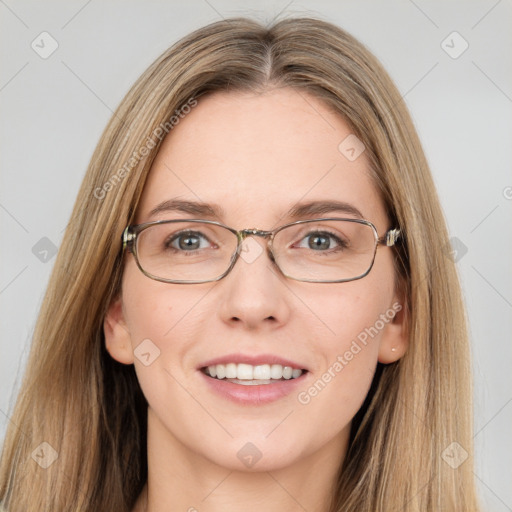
{"left": 149, "top": 199, "right": 221, "bottom": 219}
{"left": 147, "top": 199, "right": 365, "bottom": 221}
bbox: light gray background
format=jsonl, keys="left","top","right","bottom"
{"left": 1, "top": 1, "right": 511, "bottom": 510}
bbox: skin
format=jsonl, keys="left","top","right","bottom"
{"left": 104, "top": 87, "right": 408, "bottom": 512}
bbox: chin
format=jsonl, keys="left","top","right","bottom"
{"left": 199, "top": 435, "right": 309, "bottom": 473}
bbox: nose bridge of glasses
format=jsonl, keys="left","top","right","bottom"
{"left": 235, "top": 228, "right": 276, "bottom": 265}
{"left": 238, "top": 228, "right": 273, "bottom": 242}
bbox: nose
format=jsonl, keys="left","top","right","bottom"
{"left": 217, "top": 236, "right": 291, "bottom": 330}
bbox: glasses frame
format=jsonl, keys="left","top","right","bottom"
{"left": 122, "top": 217, "right": 401, "bottom": 284}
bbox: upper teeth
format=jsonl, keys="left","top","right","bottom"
{"left": 205, "top": 363, "right": 303, "bottom": 380}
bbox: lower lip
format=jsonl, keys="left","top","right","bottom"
{"left": 199, "top": 370, "right": 308, "bottom": 405}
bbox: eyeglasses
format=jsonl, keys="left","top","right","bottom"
{"left": 122, "top": 218, "right": 401, "bottom": 284}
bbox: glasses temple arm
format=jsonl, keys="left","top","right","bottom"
{"left": 380, "top": 228, "right": 401, "bottom": 247}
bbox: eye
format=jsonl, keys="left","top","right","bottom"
{"left": 296, "top": 231, "right": 347, "bottom": 251}
{"left": 168, "top": 231, "right": 211, "bottom": 251}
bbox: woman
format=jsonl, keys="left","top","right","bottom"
{"left": 0, "top": 17, "right": 480, "bottom": 511}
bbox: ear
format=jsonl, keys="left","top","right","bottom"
{"left": 104, "top": 295, "right": 134, "bottom": 365}
{"left": 378, "top": 295, "right": 409, "bottom": 364}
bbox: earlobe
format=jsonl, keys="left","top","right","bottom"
{"left": 377, "top": 299, "right": 409, "bottom": 364}
{"left": 104, "top": 296, "right": 134, "bottom": 365}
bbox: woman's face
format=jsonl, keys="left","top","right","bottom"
{"left": 105, "top": 87, "right": 407, "bottom": 472}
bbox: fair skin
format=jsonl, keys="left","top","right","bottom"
{"left": 104, "top": 87, "right": 408, "bottom": 512}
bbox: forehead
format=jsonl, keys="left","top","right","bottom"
{"left": 137, "top": 88, "right": 387, "bottom": 230}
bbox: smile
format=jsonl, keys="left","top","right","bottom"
{"left": 202, "top": 363, "right": 305, "bottom": 384}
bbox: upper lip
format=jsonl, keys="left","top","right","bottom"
{"left": 198, "top": 353, "right": 309, "bottom": 371}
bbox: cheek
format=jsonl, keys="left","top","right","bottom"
{"left": 290, "top": 329, "right": 380, "bottom": 461}
{"left": 303, "top": 271, "right": 394, "bottom": 357}
{"left": 120, "top": 262, "right": 200, "bottom": 382}
{"left": 120, "top": 267, "right": 202, "bottom": 423}
{"left": 121, "top": 259, "right": 197, "bottom": 344}
{"left": 294, "top": 276, "right": 393, "bottom": 426}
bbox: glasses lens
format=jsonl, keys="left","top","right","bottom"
{"left": 136, "top": 221, "right": 237, "bottom": 282}
{"left": 272, "top": 219, "right": 377, "bottom": 282}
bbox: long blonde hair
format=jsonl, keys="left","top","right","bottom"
{"left": 0, "top": 17, "right": 479, "bottom": 511}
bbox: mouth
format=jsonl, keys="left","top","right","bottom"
{"left": 200, "top": 363, "right": 308, "bottom": 386}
